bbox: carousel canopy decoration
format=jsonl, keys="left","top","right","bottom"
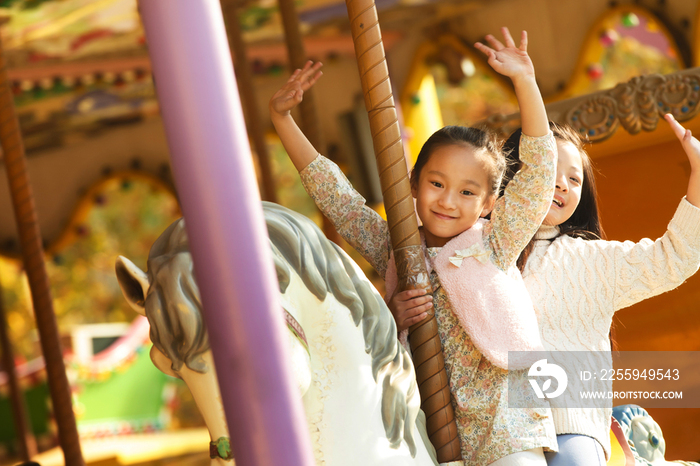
{"left": 0, "top": 0, "right": 405, "bottom": 66}
{"left": 400, "top": 34, "right": 517, "bottom": 162}
{"left": 0, "top": 0, "right": 145, "bottom": 63}
{"left": 556, "top": 5, "right": 684, "bottom": 99}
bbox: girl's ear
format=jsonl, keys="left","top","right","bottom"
{"left": 411, "top": 181, "right": 418, "bottom": 198}
{"left": 480, "top": 194, "right": 497, "bottom": 217}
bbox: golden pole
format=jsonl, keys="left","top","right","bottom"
{"left": 220, "top": 0, "right": 278, "bottom": 203}
{"left": 0, "top": 34, "right": 84, "bottom": 466}
{"left": 343, "top": 0, "right": 461, "bottom": 461}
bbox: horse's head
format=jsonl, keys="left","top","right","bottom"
{"left": 116, "top": 203, "right": 438, "bottom": 465}
{"left": 613, "top": 404, "right": 666, "bottom": 463}
{"left": 116, "top": 218, "right": 209, "bottom": 376}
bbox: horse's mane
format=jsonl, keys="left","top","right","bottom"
{"left": 263, "top": 202, "right": 420, "bottom": 455}
{"left": 144, "top": 219, "right": 209, "bottom": 373}
{"left": 144, "top": 202, "right": 421, "bottom": 455}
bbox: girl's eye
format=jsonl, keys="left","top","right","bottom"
{"left": 570, "top": 177, "right": 581, "bottom": 185}
{"left": 461, "top": 190, "right": 473, "bottom": 196}
{"left": 431, "top": 181, "right": 443, "bottom": 188}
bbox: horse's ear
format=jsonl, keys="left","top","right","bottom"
{"left": 115, "top": 256, "right": 150, "bottom": 316}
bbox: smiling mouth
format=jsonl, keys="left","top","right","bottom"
{"left": 433, "top": 211, "right": 455, "bottom": 220}
{"left": 552, "top": 198, "right": 564, "bottom": 207}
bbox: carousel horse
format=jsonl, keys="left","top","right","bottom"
{"left": 115, "top": 202, "right": 444, "bottom": 466}
{"left": 612, "top": 405, "right": 699, "bottom": 466}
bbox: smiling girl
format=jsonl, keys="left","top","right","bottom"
{"left": 500, "top": 116, "right": 700, "bottom": 465}
{"left": 271, "top": 28, "right": 560, "bottom": 465}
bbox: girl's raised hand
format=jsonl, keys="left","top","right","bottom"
{"left": 666, "top": 113, "right": 700, "bottom": 207}
{"left": 270, "top": 61, "right": 323, "bottom": 118}
{"left": 665, "top": 113, "right": 700, "bottom": 169}
{"left": 474, "top": 28, "right": 534, "bottom": 82}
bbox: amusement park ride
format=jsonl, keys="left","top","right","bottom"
{"left": 1, "top": 0, "right": 700, "bottom": 465}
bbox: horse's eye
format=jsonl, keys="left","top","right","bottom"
{"left": 649, "top": 433, "right": 659, "bottom": 448}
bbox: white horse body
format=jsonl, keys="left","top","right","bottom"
{"left": 116, "top": 203, "right": 443, "bottom": 466}
{"left": 280, "top": 258, "right": 435, "bottom": 466}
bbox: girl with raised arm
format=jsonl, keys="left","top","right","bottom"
{"left": 490, "top": 115, "right": 700, "bottom": 465}
{"left": 271, "top": 28, "right": 559, "bottom": 465}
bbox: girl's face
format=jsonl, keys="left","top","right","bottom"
{"left": 411, "top": 143, "right": 496, "bottom": 248}
{"left": 543, "top": 140, "right": 584, "bottom": 226}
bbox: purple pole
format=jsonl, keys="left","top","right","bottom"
{"left": 138, "top": 2, "right": 314, "bottom": 465}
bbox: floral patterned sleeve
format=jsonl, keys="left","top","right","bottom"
{"left": 485, "top": 132, "right": 557, "bottom": 271}
{"left": 299, "top": 155, "right": 392, "bottom": 278}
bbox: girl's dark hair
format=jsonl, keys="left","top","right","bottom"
{"left": 410, "top": 125, "right": 506, "bottom": 196}
{"left": 502, "top": 122, "right": 605, "bottom": 271}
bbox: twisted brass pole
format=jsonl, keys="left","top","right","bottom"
{"left": 0, "top": 35, "right": 84, "bottom": 466}
{"left": 343, "top": 0, "right": 460, "bottom": 461}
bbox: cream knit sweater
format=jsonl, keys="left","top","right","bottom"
{"left": 521, "top": 197, "right": 700, "bottom": 459}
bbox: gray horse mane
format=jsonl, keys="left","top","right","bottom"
{"left": 144, "top": 202, "right": 420, "bottom": 455}
{"left": 144, "top": 218, "right": 209, "bottom": 373}
{"left": 263, "top": 202, "right": 420, "bottom": 453}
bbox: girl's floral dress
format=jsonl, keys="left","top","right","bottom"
{"left": 299, "top": 133, "right": 558, "bottom": 465}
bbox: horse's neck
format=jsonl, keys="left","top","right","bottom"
{"left": 301, "top": 294, "right": 434, "bottom": 466}
{"left": 281, "top": 270, "right": 436, "bottom": 466}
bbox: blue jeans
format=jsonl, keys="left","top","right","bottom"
{"left": 544, "top": 434, "right": 605, "bottom": 466}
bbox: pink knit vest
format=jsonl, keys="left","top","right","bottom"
{"left": 385, "top": 220, "right": 543, "bottom": 370}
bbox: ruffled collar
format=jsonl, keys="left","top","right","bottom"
{"left": 535, "top": 224, "right": 560, "bottom": 240}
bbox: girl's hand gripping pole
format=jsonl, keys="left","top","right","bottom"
{"left": 343, "top": 0, "right": 461, "bottom": 460}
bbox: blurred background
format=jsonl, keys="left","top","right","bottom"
{"left": 0, "top": 0, "right": 698, "bottom": 464}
